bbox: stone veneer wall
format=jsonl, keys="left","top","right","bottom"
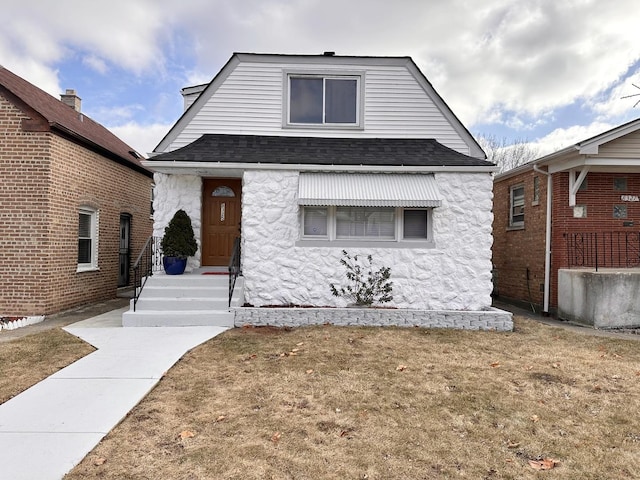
{"left": 241, "top": 170, "right": 494, "bottom": 311}
{"left": 153, "top": 173, "right": 202, "bottom": 271}
{"left": 234, "top": 307, "right": 513, "bottom": 331}
{"left": 153, "top": 169, "right": 495, "bottom": 310}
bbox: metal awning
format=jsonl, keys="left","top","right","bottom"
{"left": 298, "top": 173, "right": 442, "bottom": 207}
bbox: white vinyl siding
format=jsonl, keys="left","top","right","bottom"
{"left": 598, "top": 129, "right": 640, "bottom": 158}
{"left": 167, "top": 61, "right": 470, "bottom": 155}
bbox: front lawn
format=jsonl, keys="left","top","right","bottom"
{"left": 67, "top": 317, "right": 640, "bottom": 479}
{"left": 0, "top": 329, "right": 95, "bottom": 405}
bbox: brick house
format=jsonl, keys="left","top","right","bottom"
{"left": 493, "top": 118, "right": 640, "bottom": 327}
{"left": 0, "top": 66, "right": 154, "bottom": 317}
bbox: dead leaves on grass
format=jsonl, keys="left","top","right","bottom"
{"left": 528, "top": 458, "right": 559, "bottom": 470}
{"left": 279, "top": 342, "right": 306, "bottom": 358}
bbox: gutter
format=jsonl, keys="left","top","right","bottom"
{"left": 141, "top": 160, "right": 498, "bottom": 174}
{"left": 533, "top": 164, "right": 552, "bottom": 315}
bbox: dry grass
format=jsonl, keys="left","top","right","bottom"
{"left": 68, "top": 317, "right": 640, "bottom": 479}
{"left": 0, "top": 328, "right": 95, "bottom": 404}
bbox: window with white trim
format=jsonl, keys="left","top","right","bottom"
{"left": 300, "top": 206, "right": 432, "bottom": 243}
{"left": 78, "top": 207, "right": 98, "bottom": 270}
{"left": 287, "top": 74, "right": 361, "bottom": 126}
{"left": 509, "top": 184, "right": 525, "bottom": 228}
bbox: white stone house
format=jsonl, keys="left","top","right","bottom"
{"left": 144, "top": 52, "right": 498, "bottom": 313}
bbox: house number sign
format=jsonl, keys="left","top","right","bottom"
{"left": 621, "top": 195, "right": 639, "bottom": 202}
{"left": 220, "top": 203, "right": 226, "bottom": 222}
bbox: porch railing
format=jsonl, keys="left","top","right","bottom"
{"left": 564, "top": 231, "right": 640, "bottom": 271}
{"left": 228, "top": 237, "right": 241, "bottom": 307}
{"left": 132, "top": 236, "right": 163, "bottom": 311}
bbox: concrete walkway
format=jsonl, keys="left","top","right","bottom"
{"left": 0, "top": 307, "right": 228, "bottom": 480}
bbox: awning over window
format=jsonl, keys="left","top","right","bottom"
{"left": 298, "top": 173, "right": 442, "bottom": 207}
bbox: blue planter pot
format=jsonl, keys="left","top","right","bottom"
{"left": 163, "top": 256, "right": 187, "bottom": 275}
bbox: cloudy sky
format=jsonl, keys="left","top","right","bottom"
{"left": 2, "top": 0, "right": 640, "bottom": 157}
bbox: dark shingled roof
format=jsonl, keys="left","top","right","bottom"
{"left": 0, "top": 65, "right": 150, "bottom": 176}
{"left": 150, "top": 134, "right": 493, "bottom": 167}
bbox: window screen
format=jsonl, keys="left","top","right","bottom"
{"left": 403, "top": 210, "right": 428, "bottom": 239}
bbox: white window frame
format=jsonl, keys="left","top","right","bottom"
{"left": 283, "top": 70, "right": 364, "bottom": 129}
{"left": 509, "top": 184, "right": 525, "bottom": 228}
{"left": 298, "top": 206, "right": 434, "bottom": 248}
{"left": 77, "top": 207, "right": 99, "bottom": 272}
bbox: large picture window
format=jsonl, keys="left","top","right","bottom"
{"left": 336, "top": 207, "right": 395, "bottom": 239}
{"left": 300, "top": 206, "right": 432, "bottom": 244}
{"left": 288, "top": 75, "right": 360, "bottom": 126}
{"left": 78, "top": 207, "right": 98, "bottom": 270}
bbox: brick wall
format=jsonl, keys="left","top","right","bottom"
{"left": 492, "top": 168, "right": 547, "bottom": 309}
{"left": 0, "top": 93, "right": 153, "bottom": 316}
{"left": 551, "top": 171, "right": 640, "bottom": 306}
{"left": 0, "top": 96, "right": 53, "bottom": 314}
{"left": 494, "top": 169, "right": 640, "bottom": 310}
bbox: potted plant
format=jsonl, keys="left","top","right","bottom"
{"left": 161, "top": 209, "right": 198, "bottom": 275}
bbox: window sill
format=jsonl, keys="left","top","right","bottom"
{"left": 296, "top": 239, "right": 435, "bottom": 249}
{"left": 283, "top": 123, "right": 364, "bottom": 131}
{"left": 506, "top": 225, "right": 525, "bottom": 231}
{"left": 77, "top": 265, "right": 100, "bottom": 273}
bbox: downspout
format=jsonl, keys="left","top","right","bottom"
{"left": 533, "top": 164, "right": 552, "bottom": 315}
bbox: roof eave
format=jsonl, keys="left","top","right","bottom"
{"left": 141, "top": 160, "right": 497, "bottom": 174}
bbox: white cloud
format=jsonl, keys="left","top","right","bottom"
{"left": 82, "top": 55, "right": 109, "bottom": 75}
{"left": 2, "top": 0, "right": 640, "bottom": 156}
{"left": 109, "top": 122, "right": 174, "bottom": 157}
{"left": 531, "top": 121, "right": 617, "bottom": 157}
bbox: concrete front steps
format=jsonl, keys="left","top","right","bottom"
{"left": 122, "top": 274, "right": 235, "bottom": 327}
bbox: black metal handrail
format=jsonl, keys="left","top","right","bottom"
{"left": 564, "top": 231, "right": 640, "bottom": 271}
{"left": 228, "top": 237, "right": 241, "bottom": 307}
{"left": 132, "top": 236, "right": 163, "bottom": 311}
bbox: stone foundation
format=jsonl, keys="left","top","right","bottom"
{"left": 234, "top": 306, "right": 513, "bottom": 331}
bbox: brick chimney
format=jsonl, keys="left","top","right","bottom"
{"left": 60, "top": 89, "right": 81, "bottom": 112}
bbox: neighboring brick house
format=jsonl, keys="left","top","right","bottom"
{"left": 493, "top": 118, "right": 640, "bottom": 324}
{"left": 0, "top": 66, "right": 154, "bottom": 317}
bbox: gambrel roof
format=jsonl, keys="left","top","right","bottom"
{"left": 150, "top": 133, "right": 493, "bottom": 168}
{"left": 153, "top": 52, "right": 486, "bottom": 160}
{"left": 0, "top": 65, "right": 150, "bottom": 176}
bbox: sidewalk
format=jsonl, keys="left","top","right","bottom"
{"left": 495, "top": 300, "right": 640, "bottom": 341}
{"left": 0, "top": 306, "right": 228, "bottom": 480}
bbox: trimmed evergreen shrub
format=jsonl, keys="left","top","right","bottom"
{"left": 161, "top": 209, "right": 197, "bottom": 258}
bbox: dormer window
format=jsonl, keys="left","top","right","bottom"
{"left": 285, "top": 73, "right": 363, "bottom": 128}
